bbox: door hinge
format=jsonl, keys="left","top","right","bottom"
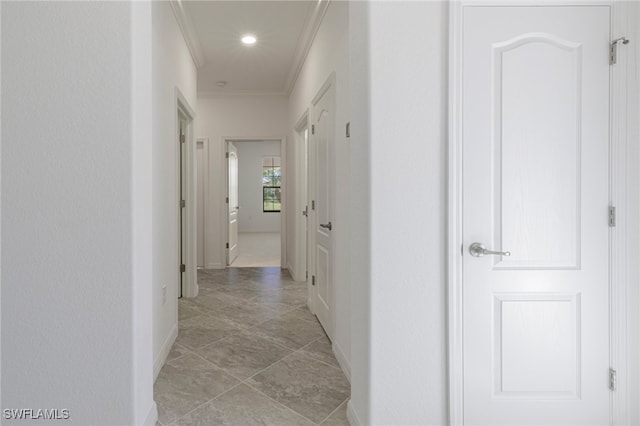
{"left": 180, "top": 134, "right": 185, "bottom": 144}
{"left": 346, "top": 122, "right": 351, "bottom": 138}
{"left": 180, "top": 264, "right": 186, "bottom": 273}
{"left": 180, "top": 199, "right": 186, "bottom": 208}
{"left": 226, "top": 152, "right": 229, "bottom": 159}
{"left": 302, "top": 206, "right": 308, "bottom": 217}
{"left": 610, "top": 37, "right": 630, "bottom": 65}
{"left": 312, "top": 200, "right": 316, "bottom": 210}
{"left": 306, "top": 271, "right": 308, "bottom": 280}
{"left": 311, "top": 124, "right": 315, "bottom": 135}
{"left": 609, "top": 206, "right": 616, "bottom": 227}
{"left": 226, "top": 196, "right": 229, "bottom": 204}
{"left": 312, "top": 275, "right": 316, "bottom": 286}
{"left": 226, "top": 242, "right": 229, "bottom": 249}
{"left": 609, "top": 368, "right": 617, "bottom": 391}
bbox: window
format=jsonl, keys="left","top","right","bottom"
{"left": 262, "top": 156, "right": 281, "bottom": 212}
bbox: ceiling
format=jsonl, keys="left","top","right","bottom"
{"left": 179, "top": 1, "right": 322, "bottom": 95}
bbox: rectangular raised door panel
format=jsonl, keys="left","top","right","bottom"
{"left": 494, "top": 294, "right": 580, "bottom": 397}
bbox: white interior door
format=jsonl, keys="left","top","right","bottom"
{"left": 462, "top": 6, "right": 611, "bottom": 425}
{"left": 311, "top": 81, "right": 334, "bottom": 339}
{"left": 227, "top": 142, "right": 239, "bottom": 265}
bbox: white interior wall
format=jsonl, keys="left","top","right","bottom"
{"left": 349, "top": 2, "right": 448, "bottom": 424}
{"left": 195, "top": 95, "right": 288, "bottom": 268}
{"left": 348, "top": 3, "right": 370, "bottom": 423}
{"left": 287, "top": 0, "right": 351, "bottom": 379}
{"left": 234, "top": 141, "right": 281, "bottom": 233}
{"left": 151, "top": 1, "right": 197, "bottom": 376}
{"left": 1, "top": 2, "right": 155, "bottom": 424}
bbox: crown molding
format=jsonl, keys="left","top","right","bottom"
{"left": 169, "top": 0, "right": 205, "bottom": 68}
{"left": 284, "top": 0, "right": 331, "bottom": 95}
{"left": 198, "top": 90, "right": 288, "bottom": 99}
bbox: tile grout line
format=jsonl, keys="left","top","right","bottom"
{"left": 241, "top": 380, "right": 321, "bottom": 425}
{"left": 161, "top": 269, "right": 347, "bottom": 425}
{"left": 316, "top": 398, "right": 350, "bottom": 425}
{"left": 168, "top": 381, "right": 246, "bottom": 425}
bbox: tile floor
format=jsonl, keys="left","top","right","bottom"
{"left": 230, "top": 232, "right": 281, "bottom": 267}
{"left": 155, "top": 267, "right": 350, "bottom": 426}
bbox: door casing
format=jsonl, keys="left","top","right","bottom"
{"left": 447, "top": 1, "right": 637, "bottom": 424}
{"left": 222, "top": 137, "right": 287, "bottom": 269}
{"left": 176, "top": 90, "right": 198, "bottom": 299}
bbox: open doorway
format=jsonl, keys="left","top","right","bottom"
{"left": 226, "top": 139, "right": 284, "bottom": 268}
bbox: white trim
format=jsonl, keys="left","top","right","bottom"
{"left": 332, "top": 342, "right": 351, "bottom": 383}
{"left": 292, "top": 110, "right": 310, "bottom": 282}
{"left": 131, "top": 2, "right": 154, "bottom": 424}
{"left": 168, "top": 0, "right": 205, "bottom": 68}
{"left": 198, "top": 90, "right": 288, "bottom": 99}
{"left": 280, "top": 138, "right": 287, "bottom": 269}
{"left": 284, "top": 0, "right": 331, "bottom": 95}
{"left": 609, "top": 2, "right": 636, "bottom": 424}
{"left": 176, "top": 89, "right": 198, "bottom": 299}
{"left": 448, "top": 2, "right": 635, "bottom": 424}
{"left": 153, "top": 323, "right": 178, "bottom": 381}
{"left": 196, "top": 137, "right": 209, "bottom": 268}
{"left": 142, "top": 403, "right": 158, "bottom": 426}
{"left": 447, "top": 2, "right": 464, "bottom": 424}
{"left": 346, "top": 401, "right": 362, "bottom": 426}
{"left": 222, "top": 137, "right": 287, "bottom": 268}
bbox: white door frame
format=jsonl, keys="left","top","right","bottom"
{"left": 176, "top": 89, "right": 198, "bottom": 298}
{"left": 221, "top": 137, "right": 287, "bottom": 269}
{"left": 293, "top": 111, "right": 310, "bottom": 282}
{"left": 195, "top": 137, "right": 209, "bottom": 268}
{"left": 447, "top": 2, "right": 637, "bottom": 424}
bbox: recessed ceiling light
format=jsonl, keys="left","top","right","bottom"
{"left": 241, "top": 34, "right": 257, "bottom": 45}
{"left": 216, "top": 81, "right": 227, "bottom": 87}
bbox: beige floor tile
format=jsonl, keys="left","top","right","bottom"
{"left": 154, "top": 353, "right": 239, "bottom": 425}
{"left": 176, "top": 314, "right": 239, "bottom": 350}
{"left": 156, "top": 268, "right": 350, "bottom": 425}
{"left": 195, "top": 333, "right": 292, "bottom": 380}
{"left": 174, "top": 384, "right": 314, "bottom": 426}
{"left": 246, "top": 352, "right": 350, "bottom": 423}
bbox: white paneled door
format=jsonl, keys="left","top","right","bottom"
{"left": 311, "top": 80, "right": 334, "bottom": 339}
{"left": 462, "top": 6, "right": 610, "bottom": 425}
{"left": 227, "top": 142, "right": 239, "bottom": 265}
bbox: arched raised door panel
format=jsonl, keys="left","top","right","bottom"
{"left": 492, "top": 33, "right": 583, "bottom": 270}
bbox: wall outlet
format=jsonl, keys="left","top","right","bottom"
{"left": 162, "top": 285, "right": 167, "bottom": 304}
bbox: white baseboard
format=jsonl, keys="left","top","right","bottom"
{"left": 154, "top": 323, "right": 178, "bottom": 381}
{"left": 238, "top": 229, "right": 280, "bottom": 233}
{"left": 287, "top": 262, "right": 306, "bottom": 282}
{"left": 205, "top": 262, "right": 225, "bottom": 269}
{"left": 347, "top": 400, "right": 361, "bottom": 426}
{"left": 332, "top": 342, "right": 351, "bottom": 383}
{"left": 143, "top": 402, "right": 158, "bottom": 426}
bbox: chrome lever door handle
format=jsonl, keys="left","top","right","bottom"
{"left": 469, "top": 242, "right": 510, "bottom": 257}
{"left": 320, "top": 222, "right": 332, "bottom": 231}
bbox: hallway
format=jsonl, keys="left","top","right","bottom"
{"left": 154, "top": 268, "right": 350, "bottom": 425}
